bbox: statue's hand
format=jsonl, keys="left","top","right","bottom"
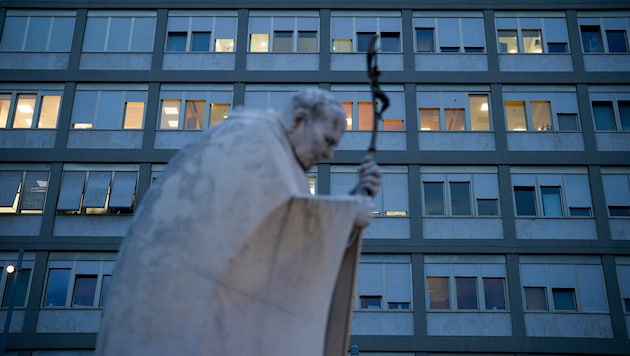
{"left": 353, "top": 154, "right": 381, "bottom": 197}
{"left": 354, "top": 195, "right": 376, "bottom": 228}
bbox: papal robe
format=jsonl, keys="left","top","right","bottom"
{"left": 96, "top": 110, "right": 364, "bottom": 356}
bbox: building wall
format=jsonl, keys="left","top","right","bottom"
{"left": 0, "top": 0, "right": 629, "bottom": 355}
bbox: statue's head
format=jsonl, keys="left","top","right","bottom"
{"left": 285, "top": 89, "right": 346, "bottom": 171}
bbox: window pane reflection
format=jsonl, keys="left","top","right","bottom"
{"left": 531, "top": 100, "right": 552, "bottom": 131}
{"left": 445, "top": 108, "right": 465, "bottom": 131}
{"left": 72, "top": 275, "right": 97, "bottom": 307}
{"left": 419, "top": 108, "right": 439, "bottom": 130}
{"left": 45, "top": 269, "right": 70, "bottom": 307}
{"left": 38, "top": 95, "right": 61, "bottom": 128}
{"left": 456, "top": 277, "right": 478, "bottom": 309}
{"left": 484, "top": 278, "right": 506, "bottom": 310}
{"left": 424, "top": 182, "right": 444, "bottom": 215}
{"left": 522, "top": 29, "right": 542, "bottom": 53}
{"left": 184, "top": 100, "right": 205, "bottom": 129}
{"left": 428, "top": 277, "right": 449, "bottom": 309}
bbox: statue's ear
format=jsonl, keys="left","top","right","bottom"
{"left": 291, "top": 109, "right": 308, "bottom": 131}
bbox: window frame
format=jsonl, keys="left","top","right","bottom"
{"left": 503, "top": 89, "right": 581, "bottom": 132}
{"left": 413, "top": 14, "right": 486, "bottom": 54}
{"left": 165, "top": 13, "right": 237, "bottom": 53}
{"left": 0, "top": 11, "right": 76, "bottom": 52}
{"left": 0, "top": 253, "right": 35, "bottom": 309}
{"left": 578, "top": 17, "right": 630, "bottom": 54}
{"left": 157, "top": 86, "right": 233, "bottom": 130}
{"left": 496, "top": 15, "right": 570, "bottom": 55}
{"left": 0, "top": 89, "right": 63, "bottom": 129}
{"left": 0, "top": 168, "right": 50, "bottom": 215}
{"left": 71, "top": 86, "right": 148, "bottom": 130}
{"left": 356, "top": 255, "right": 413, "bottom": 312}
{"left": 589, "top": 90, "right": 630, "bottom": 131}
{"left": 331, "top": 12, "right": 402, "bottom": 53}
{"left": 248, "top": 13, "right": 319, "bottom": 53}
{"left": 417, "top": 89, "right": 492, "bottom": 132}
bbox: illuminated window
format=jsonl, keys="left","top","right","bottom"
{"left": 12, "top": 94, "right": 36, "bottom": 128}
{"left": 332, "top": 39, "right": 351, "bottom": 52}
{"left": 498, "top": 30, "right": 518, "bottom": 53}
{"left": 123, "top": 102, "right": 144, "bottom": 129}
{"left": 0, "top": 170, "right": 49, "bottom": 214}
{"left": 165, "top": 14, "right": 237, "bottom": 53}
{"left": 418, "top": 91, "right": 491, "bottom": 131}
{"left": 71, "top": 87, "right": 148, "bottom": 130}
{"left": 469, "top": 94, "right": 490, "bottom": 130}
{"left": 333, "top": 87, "right": 405, "bottom": 131}
{"left": 505, "top": 101, "right": 527, "bottom": 131}
{"left": 210, "top": 103, "right": 230, "bottom": 127}
{"left": 249, "top": 13, "right": 318, "bottom": 53}
{"left": 445, "top": 108, "right": 465, "bottom": 131}
{"left": 419, "top": 108, "right": 439, "bottom": 130}
{"left": 341, "top": 102, "right": 353, "bottom": 130}
{"left": 357, "top": 102, "right": 374, "bottom": 131}
{"left": 158, "top": 88, "right": 233, "bottom": 130}
{"left": 184, "top": 100, "right": 205, "bottom": 129}
{"left": 531, "top": 100, "right": 552, "bottom": 131}
{"left": 522, "top": 29, "right": 542, "bottom": 53}
{"left": 38, "top": 96, "right": 61, "bottom": 128}
{"left": 215, "top": 39, "right": 234, "bottom": 52}
{"left": 160, "top": 99, "right": 181, "bottom": 129}
{"left": 0, "top": 92, "right": 61, "bottom": 129}
{"left": 428, "top": 277, "right": 449, "bottom": 309}
{"left": 250, "top": 34, "right": 269, "bottom": 52}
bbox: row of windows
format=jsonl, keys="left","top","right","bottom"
{"left": 1, "top": 85, "right": 629, "bottom": 132}
{"left": 2, "top": 166, "right": 629, "bottom": 218}
{"left": 2, "top": 11, "right": 629, "bottom": 55}
{"left": 2, "top": 254, "right": 628, "bottom": 316}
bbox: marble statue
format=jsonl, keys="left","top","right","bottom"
{"left": 96, "top": 88, "right": 380, "bottom": 356}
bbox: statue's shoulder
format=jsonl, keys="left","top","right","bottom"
{"left": 226, "top": 107, "right": 281, "bottom": 124}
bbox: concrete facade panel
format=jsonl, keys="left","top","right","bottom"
{"left": 0, "top": 53, "right": 70, "bottom": 70}
{"left": 423, "top": 218, "right": 503, "bottom": 239}
{"left": 515, "top": 218, "right": 598, "bottom": 239}
{"left": 162, "top": 53, "right": 236, "bottom": 71}
{"left": 363, "top": 217, "right": 410, "bottom": 239}
{"left": 0, "top": 310, "right": 25, "bottom": 332}
{"left": 36, "top": 310, "right": 101, "bottom": 333}
{"left": 584, "top": 55, "right": 630, "bottom": 72}
{"left": 331, "top": 53, "right": 403, "bottom": 71}
{"left": 506, "top": 132, "right": 585, "bottom": 151}
{"left": 351, "top": 311, "right": 414, "bottom": 335}
{"left": 246, "top": 53, "right": 319, "bottom": 71}
{"left": 79, "top": 53, "right": 152, "bottom": 70}
{"left": 0, "top": 215, "right": 42, "bottom": 236}
{"left": 418, "top": 132, "right": 496, "bottom": 151}
{"left": 524, "top": 313, "right": 613, "bottom": 338}
{"left": 595, "top": 133, "right": 630, "bottom": 151}
{"left": 426, "top": 313, "right": 512, "bottom": 336}
{"left": 609, "top": 219, "right": 630, "bottom": 240}
{"left": 414, "top": 54, "right": 488, "bottom": 71}
{"left": 499, "top": 55, "right": 573, "bottom": 72}
{"left": 338, "top": 131, "right": 407, "bottom": 151}
{"left": 154, "top": 131, "right": 204, "bottom": 149}
{"left": 53, "top": 215, "right": 133, "bottom": 237}
{"left": 67, "top": 131, "right": 143, "bottom": 149}
{"left": 0, "top": 130, "right": 56, "bottom": 148}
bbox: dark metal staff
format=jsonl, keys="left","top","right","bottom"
{"left": 366, "top": 34, "right": 390, "bottom": 157}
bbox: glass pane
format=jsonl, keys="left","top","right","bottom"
{"left": 445, "top": 108, "right": 465, "bottom": 131}
{"left": 123, "top": 102, "right": 144, "bottom": 129}
{"left": 440, "top": 47, "right": 459, "bottom": 53}
{"left": 273, "top": 31, "right": 293, "bottom": 52}
{"left": 358, "top": 102, "right": 374, "bottom": 131}
{"left": 381, "top": 32, "right": 400, "bottom": 52}
{"left": 456, "top": 277, "right": 478, "bottom": 310}
{"left": 619, "top": 101, "right": 630, "bottom": 131}
{"left": 388, "top": 302, "right": 410, "bottom": 310}
{"left": 522, "top": 29, "right": 542, "bottom": 53}
{"left": 83, "top": 171, "right": 111, "bottom": 209}
{"left": 44, "top": 269, "right": 70, "bottom": 307}
{"left": 428, "top": 276, "right": 449, "bottom": 309}
{"left": 360, "top": 295, "right": 382, "bottom": 310}
{"left": 13, "top": 94, "right": 36, "bottom": 128}
{"left": 498, "top": 30, "right": 518, "bottom": 53}
{"left": 592, "top": 101, "right": 616, "bottom": 130}
{"left": 557, "top": 113, "right": 579, "bottom": 131}
{"left": 108, "top": 171, "right": 137, "bottom": 210}
{"left": 609, "top": 206, "right": 630, "bottom": 217}
{"left": 0, "top": 94, "right": 11, "bottom": 128}
{"left": 167, "top": 32, "right": 186, "bottom": 51}
{"left": 531, "top": 100, "right": 552, "bottom": 131}
{"left": 524, "top": 286, "right": 547, "bottom": 310}
{"left": 624, "top": 298, "right": 630, "bottom": 313}
{"left": 308, "top": 176, "right": 316, "bottom": 195}
{"left": 552, "top": 288, "right": 577, "bottom": 311}
{"left": 581, "top": 26, "right": 603, "bottom": 53}
{"left": 250, "top": 33, "right": 269, "bottom": 52}
{"left": 332, "top": 39, "right": 352, "bottom": 52}
{"left": 419, "top": 108, "right": 440, "bottom": 130}
{"left": 2, "top": 269, "right": 31, "bottom": 307}
{"left": 297, "top": 31, "right": 317, "bottom": 53}
{"left": 25, "top": 17, "right": 49, "bottom": 51}
{"left": 215, "top": 38, "right": 234, "bottom": 52}
{"left": 108, "top": 17, "right": 131, "bottom": 51}
{"left": 38, "top": 95, "right": 61, "bottom": 128}
{"left": 548, "top": 42, "right": 568, "bottom": 53}
{"left": 100, "top": 275, "right": 112, "bottom": 307}
{"left": 424, "top": 182, "right": 444, "bottom": 215}
{"left": 469, "top": 94, "right": 490, "bottom": 131}
{"left": 342, "top": 102, "right": 353, "bottom": 130}
{"left": 383, "top": 119, "right": 403, "bottom": 131}
{"left": 160, "top": 99, "right": 181, "bottom": 129}
{"left": 450, "top": 182, "right": 471, "bottom": 215}
{"left": 20, "top": 171, "right": 48, "bottom": 213}
{"left": 477, "top": 199, "right": 498, "bottom": 216}
{"left": 606, "top": 30, "right": 628, "bottom": 53}
{"left": 514, "top": 186, "right": 536, "bottom": 216}
{"left": 210, "top": 103, "right": 230, "bottom": 127}
{"left": 131, "top": 17, "right": 155, "bottom": 52}
{"left": 569, "top": 207, "right": 591, "bottom": 217}
{"left": 505, "top": 101, "right": 527, "bottom": 131}
{"left": 191, "top": 31, "right": 210, "bottom": 52}
{"left": 357, "top": 32, "right": 375, "bottom": 52}
{"left": 0, "top": 171, "right": 22, "bottom": 211}
{"left": 56, "top": 171, "right": 85, "bottom": 212}
{"left": 484, "top": 278, "right": 506, "bottom": 310}
{"left": 73, "top": 275, "right": 97, "bottom": 307}
{"left": 541, "top": 186, "right": 562, "bottom": 216}
{"left": 184, "top": 100, "right": 205, "bottom": 130}
{"left": 416, "top": 28, "right": 434, "bottom": 52}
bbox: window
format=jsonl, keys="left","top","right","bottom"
{"left": 0, "top": 169, "right": 49, "bottom": 214}
{"left": 249, "top": 13, "right": 318, "bottom": 53}
{"left": 496, "top": 16, "right": 569, "bottom": 54}
{"left": 165, "top": 13, "right": 237, "bottom": 53}
{"left": 602, "top": 172, "right": 630, "bottom": 217}
{"left": 413, "top": 14, "right": 485, "bottom": 53}
{"left": 331, "top": 12, "right": 401, "bottom": 53}
{"left": 581, "top": 25, "right": 603, "bottom": 53}
{"left": 56, "top": 166, "right": 138, "bottom": 215}
{"left": 520, "top": 256, "right": 608, "bottom": 313}
{"left": 158, "top": 87, "right": 232, "bottom": 130}
{"left": 244, "top": 85, "right": 315, "bottom": 112}
{"left": 511, "top": 169, "right": 593, "bottom": 218}
{"left": 43, "top": 254, "right": 115, "bottom": 308}
{"left": 71, "top": 86, "right": 147, "bottom": 129}
{"left": 331, "top": 166, "right": 408, "bottom": 217}
{"left": 418, "top": 90, "right": 491, "bottom": 131}
{"left": 332, "top": 85, "right": 405, "bottom": 131}
{"left": 356, "top": 255, "right": 412, "bottom": 311}
{"left": 503, "top": 89, "right": 580, "bottom": 131}
{"left": 0, "top": 11, "right": 75, "bottom": 52}
{"left": 606, "top": 30, "right": 629, "bottom": 52}
{"left": 425, "top": 256, "right": 508, "bottom": 312}
{"left": 591, "top": 93, "right": 630, "bottom": 131}
{"left": 421, "top": 168, "right": 500, "bottom": 217}
{"left": 83, "top": 11, "right": 156, "bottom": 52}
{"left": 0, "top": 88, "right": 62, "bottom": 129}
{"left": 615, "top": 258, "right": 630, "bottom": 313}
{"left": 0, "top": 254, "right": 35, "bottom": 308}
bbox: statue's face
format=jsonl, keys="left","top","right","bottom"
{"left": 289, "top": 111, "right": 345, "bottom": 171}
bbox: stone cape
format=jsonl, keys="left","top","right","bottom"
{"left": 96, "top": 110, "right": 362, "bottom": 356}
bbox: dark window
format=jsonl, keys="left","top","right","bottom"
{"left": 541, "top": 186, "right": 562, "bottom": 217}
{"left": 100, "top": 274, "right": 112, "bottom": 307}
{"left": 166, "top": 32, "right": 186, "bottom": 52}
{"left": 440, "top": 46, "right": 459, "bottom": 53}
{"left": 484, "top": 278, "right": 507, "bottom": 310}
{"left": 450, "top": 182, "right": 471, "bottom": 215}
{"left": 388, "top": 302, "right": 410, "bottom": 310}
{"left": 416, "top": 28, "right": 434, "bottom": 52}
{"left": 357, "top": 32, "right": 376, "bottom": 52}
{"left": 297, "top": 31, "right": 317, "bottom": 53}
{"left": 477, "top": 199, "right": 499, "bottom": 216}
{"left": 581, "top": 25, "right": 603, "bottom": 53}
{"left": 606, "top": 30, "right": 628, "bottom": 53}
{"left": 360, "top": 295, "right": 382, "bottom": 309}
{"left": 191, "top": 31, "right": 210, "bottom": 52}
{"left": 273, "top": 31, "right": 293, "bottom": 52}
{"left": 524, "top": 286, "right": 548, "bottom": 310}
{"left": 569, "top": 207, "right": 592, "bottom": 217}
{"left": 380, "top": 32, "right": 400, "bottom": 52}
{"left": 2, "top": 269, "right": 31, "bottom": 307}
{"left": 619, "top": 101, "right": 630, "bottom": 131}
{"left": 72, "top": 275, "right": 97, "bottom": 307}
{"left": 424, "top": 182, "right": 444, "bottom": 215}
{"left": 557, "top": 113, "right": 579, "bottom": 131}
{"left": 456, "top": 277, "right": 478, "bottom": 310}
{"left": 428, "top": 276, "right": 449, "bottom": 309}
{"left": 552, "top": 288, "right": 577, "bottom": 311}
{"left": 464, "top": 46, "right": 484, "bottom": 53}
{"left": 592, "top": 101, "right": 616, "bottom": 130}
{"left": 514, "top": 186, "right": 536, "bottom": 216}
{"left": 548, "top": 42, "right": 568, "bottom": 53}
{"left": 609, "top": 206, "right": 630, "bottom": 216}
{"left": 44, "top": 269, "right": 70, "bottom": 307}
{"left": 624, "top": 298, "right": 630, "bottom": 312}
